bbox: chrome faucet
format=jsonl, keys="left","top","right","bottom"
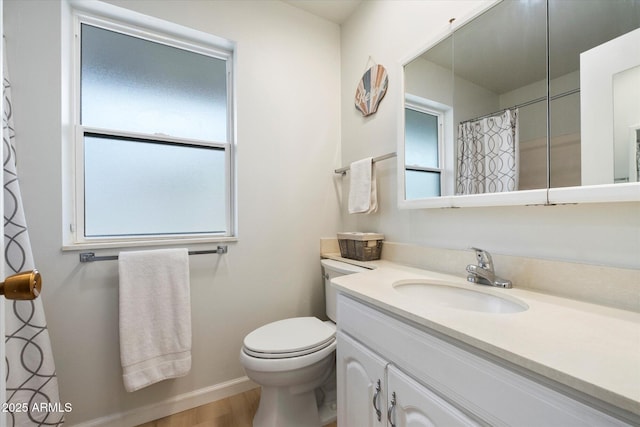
{"left": 466, "top": 248, "right": 512, "bottom": 288}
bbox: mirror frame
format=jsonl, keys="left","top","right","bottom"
{"left": 397, "top": 0, "right": 640, "bottom": 209}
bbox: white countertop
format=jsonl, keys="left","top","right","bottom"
{"left": 327, "top": 257, "right": 640, "bottom": 417}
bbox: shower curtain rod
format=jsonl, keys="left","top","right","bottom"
{"left": 79, "top": 245, "right": 228, "bottom": 262}
{"left": 460, "top": 88, "right": 580, "bottom": 125}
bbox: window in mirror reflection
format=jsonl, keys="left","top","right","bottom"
{"left": 405, "top": 100, "right": 444, "bottom": 198}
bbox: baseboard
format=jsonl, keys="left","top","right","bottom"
{"left": 70, "top": 376, "right": 258, "bottom": 427}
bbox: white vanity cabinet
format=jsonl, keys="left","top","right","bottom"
{"left": 336, "top": 294, "right": 634, "bottom": 427}
{"left": 337, "top": 332, "right": 478, "bottom": 427}
{"left": 387, "top": 365, "right": 481, "bottom": 427}
{"left": 336, "top": 331, "right": 387, "bottom": 426}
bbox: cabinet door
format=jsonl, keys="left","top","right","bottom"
{"left": 337, "top": 331, "right": 388, "bottom": 426}
{"left": 387, "top": 366, "right": 480, "bottom": 427}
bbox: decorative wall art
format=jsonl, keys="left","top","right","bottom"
{"left": 354, "top": 63, "right": 388, "bottom": 117}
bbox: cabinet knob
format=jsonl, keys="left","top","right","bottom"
{"left": 372, "top": 379, "right": 382, "bottom": 422}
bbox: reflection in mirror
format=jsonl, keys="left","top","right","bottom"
{"left": 404, "top": 100, "right": 442, "bottom": 198}
{"left": 402, "top": 0, "right": 547, "bottom": 200}
{"left": 549, "top": 0, "right": 640, "bottom": 188}
{"left": 401, "top": 0, "right": 640, "bottom": 205}
{"left": 580, "top": 26, "right": 640, "bottom": 186}
{"left": 633, "top": 128, "right": 640, "bottom": 183}
{"left": 613, "top": 66, "right": 640, "bottom": 183}
{"left": 453, "top": 0, "right": 546, "bottom": 194}
{"left": 404, "top": 35, "right": 454, "bottom": 199}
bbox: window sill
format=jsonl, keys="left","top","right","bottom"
{"left": 62, "top": 236, "right": 238, "bottom": 252}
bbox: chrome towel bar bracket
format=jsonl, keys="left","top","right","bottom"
{"left": 79, "top": 245, "right": 228, "bottom": 263}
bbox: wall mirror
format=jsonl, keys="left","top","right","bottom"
{"left": 399, "top": 0, "right": 640, "bottom": 208}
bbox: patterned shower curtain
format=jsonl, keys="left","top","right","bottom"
{"left": 456, "top": 109, "right": 519, "bottom": 195}
{"left": 4, "top": 42, "right": 64, "bottom": 426}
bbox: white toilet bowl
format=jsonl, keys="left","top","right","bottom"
{"left": 240, "top": 260, "right": 369, "bottom": 427}
{"left": 240, "top": 317, "right": 336, "bottom": 427}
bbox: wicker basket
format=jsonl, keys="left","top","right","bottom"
{"left": 337, "top": 232, "right": 384, "bottom": 261}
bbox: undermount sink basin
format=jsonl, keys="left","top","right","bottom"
{"left": 393, "top": 280, "right": 528, "bottom": 314}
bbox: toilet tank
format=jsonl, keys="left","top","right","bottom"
{"left": 320, "top": 259, "right": 369, "bottom": 322}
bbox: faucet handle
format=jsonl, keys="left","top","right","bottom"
{"left": 470, "top": 247, "right": 493, "bottom": 270}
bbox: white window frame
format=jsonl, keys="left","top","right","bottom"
{"left": 64, "top": 4, "right": 236, "bottom": 249}
{"left": 404, "top": 98, "right": 445, "bottom": 197}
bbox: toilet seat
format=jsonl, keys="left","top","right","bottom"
{"left": 243, "top": 337, "right": 335, "bottom": 359}
{"left": 243, "top": 317, "right": 335, "bottom": 359}
{"left": 240, "top": 339, "right": 336, "bottom": 374}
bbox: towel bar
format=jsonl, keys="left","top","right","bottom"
{"left": 334, "top": 152, "right": 396, "bottom": 175}
{"left": 79, "top": 245, "right": 228, "bottom": 263}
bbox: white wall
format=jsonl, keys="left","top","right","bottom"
{"left": 4, "top": 0, "right": 341, "bottom": 423}
{"left": 340, "top": 0, "right": 640, "bottom": 269}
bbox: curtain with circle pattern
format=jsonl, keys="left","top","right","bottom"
{"left": 3, "top": 40, "right": 64, "bottom": 427}
{"left": 456, "top": 109, "right": 519, "bottom": 195}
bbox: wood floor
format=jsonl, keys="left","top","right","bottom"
{"left": 136, "top": 387, "right": 337, "bottom": 427}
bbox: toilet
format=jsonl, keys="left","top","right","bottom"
{"left": 240, "top": 259, "right": 368, "bottom": 427}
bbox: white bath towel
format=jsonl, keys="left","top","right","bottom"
{"left": 348, "top": 157, "right": 378, "bottom": 214}
{"left": 118, "top": 248, "right": 191, "bottom": 392}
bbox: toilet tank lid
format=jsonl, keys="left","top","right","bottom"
{"left": 244, "top": 317, "right": 335, "bottom": 354}
{"left": 321, "top": 258, "right": 369, "bottom": 274}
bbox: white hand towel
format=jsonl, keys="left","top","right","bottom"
{"left": 348, "top": 157, "right": 378, "bottom": 214}
{"left": 119, "top": 248, "right": 191, "bottom": 392}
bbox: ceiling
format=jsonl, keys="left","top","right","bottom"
{"left": 282, "top": 0, "right": 363, "bottom": 24}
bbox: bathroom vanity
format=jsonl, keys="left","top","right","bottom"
{"left": 331, "top": 262, "right": 640, "bottom": 426}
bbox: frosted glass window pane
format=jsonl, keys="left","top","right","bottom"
{"left": 84, "top": 135, "right": 226, "bottom": 237}
{"left": 405, "top": 108, "right": 439, "bottom": 168}
{"left": 406, "top": 170, "right": 441, "bottom": 199}
{"left": 81, "top": 24, "right": 227, "bottom": 141}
